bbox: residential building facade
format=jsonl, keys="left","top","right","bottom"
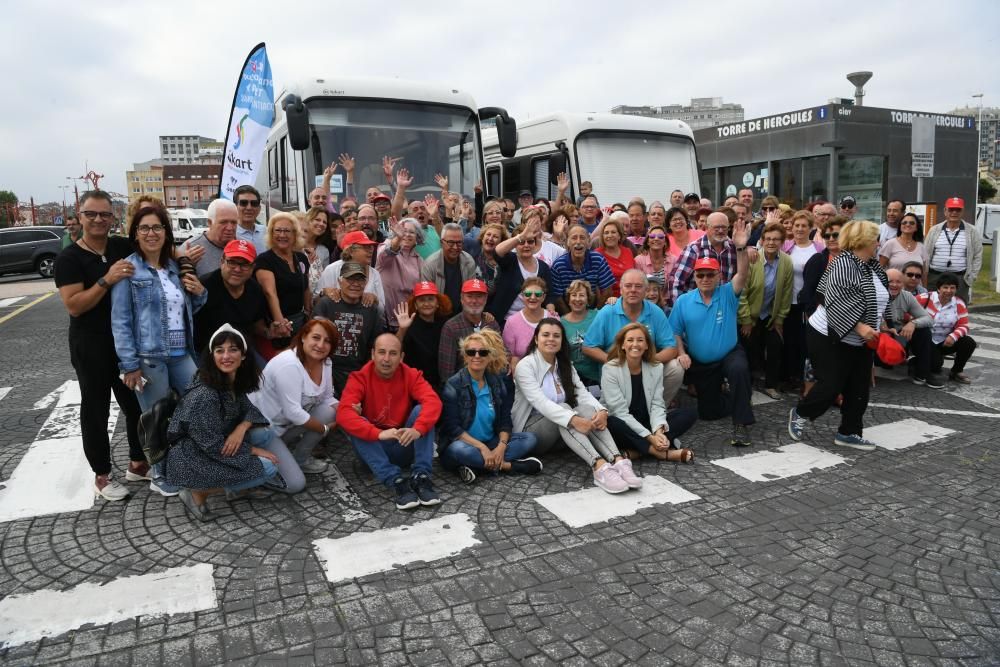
{"left": 162, "top": 165, "right": 222, "bottom": 209}
{"left": 611, "top": 97, "right": 744, "bottom": 130}
{"left": 125, "top": 160, "right": 165, "bottom": 205}
{"left": 159, "top": 135, "right": 222, "bottom": 164}
{"left": 949, "top": 106, "right": 1000, "bottom": 172}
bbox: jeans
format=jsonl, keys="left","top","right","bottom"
{"left": 278, "top": 403, "right": 338, "bottom": 465}
{"left": 135, "top": 354, "right": 199, "bottom": 412}
{"left": 523, "top": 403, "right": 620, "bottom": 465}
{"left": 349, "top": 405, "right": 435, "bottom": 486}
{"left": 686, "top": 346, "right": 755, "bottom": 425}
{"left": 440, "top": 432, "right": 537, "bottom": 472}
{"left": 797, "top": 327, "right": 872, "bottom": 437}
{"left": 68, "top": 333, "right": 144, "bottom": 475}
{"left": 223, "top": 457, "right": 278, "bottom": 494}
{"left": 247, "top": 426, "right": 306, "bottom": 494}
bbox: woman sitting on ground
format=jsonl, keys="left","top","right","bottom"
{"left": 512, "top": 318, "right": 642, "bottom": 494}
{"left": 915, "top": 272, "right": 977, "bottom": 384}
{"left": 601, "top": 323, "right": 697, "bottom": 462}
{"left": 440, "top": 330, "right": 541, "bottom": 484}
{"left": 163, "top": 324, "right": 280, "bottom": 521}
{"left": 250, "top": 318, "right": 341, "bottom": 487}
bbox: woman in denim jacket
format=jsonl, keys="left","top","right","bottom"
{"left": 439, "top": 330, "right": 541, "bottom": 485}
{"left": 111, "top": 203, "right": 207, "bottom": 494}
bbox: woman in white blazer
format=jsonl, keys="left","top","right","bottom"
{"left": 512, "top": 318, "right": 640, "bottom": 494}
{"left": 601, "top": 323, "right": 697, "bottom": 462}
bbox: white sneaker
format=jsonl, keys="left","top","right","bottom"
{"left": 300, "top": 457, "right": 328, "bottom": 474}
{"left": 612, "top": 458, "right": 643, "bottom": 490}
{"left": 95, "top": 475, "right": 130, "bottom": 501}
{"left": 593, "top": 463, "right": 629, "bottom": 494}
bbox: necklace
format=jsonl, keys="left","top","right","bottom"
{"left": 79, "top": 238, "right": 107, "bottom": 263}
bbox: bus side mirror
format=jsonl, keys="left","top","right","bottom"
{"left": 283, "top": 94, "right": 310, "bottom": 151}
{"left": 480, "top": 107, "right": 517, "bottom": 158}
{"left": 548, "top": 153, "right": 567, "bottom": 184}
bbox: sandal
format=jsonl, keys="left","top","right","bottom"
{"left": 950, "top": 372, "right": 972, "bottom": 384}
{"left": 667, "top": 448, "right": 694, "bottom": 464}
{"left": 623, "top": 449, "right": 642, "bottom": 461}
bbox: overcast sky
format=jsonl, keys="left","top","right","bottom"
{"left": 3, "top": 0, "right": 997, "bottom": 204}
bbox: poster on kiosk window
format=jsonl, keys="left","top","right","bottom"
{"left": 219, "top": 43, "right": 274, "bottom": 202}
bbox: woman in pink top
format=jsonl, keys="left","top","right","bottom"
{"left": 502, "top": 276, "right": 550, "bottom": 371}
{"left": 665, "top": 207, "right": 705, "bottom": 259}
{"left": 595, "top": 215, "right": 635, "bottom": 297}
{"left": 633, "top": 224, "right": 676, "bottom": 285}
{"left": 879, "top": 212, "right": 928, "bottom": 273}
{"left": 376, "top": 217, "right": 424, "bottom": 330}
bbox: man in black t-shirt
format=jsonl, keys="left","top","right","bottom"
{"left": 193, "top": 239, "right": 271, "bottom": 357}
{"left": 313, "top": 262, "right": 385, "bottom": 394}
{"left": 53, "top": 190, "right": 147, "bottom": 502}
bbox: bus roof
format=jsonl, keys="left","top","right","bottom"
{"left": 273, "top": 76, "right": 481, "bottom": 117}
{"left": 482, "top": 111, "right": 695, "bottom": 149}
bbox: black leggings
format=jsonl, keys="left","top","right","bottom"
{"left": 931, "top": 336, "right": 977, "bottom": 374}
{"left": 69, "top": 333, "right": 144, "bottom": 475}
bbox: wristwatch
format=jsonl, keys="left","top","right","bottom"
{"left": 97, "top": 277, "right": 109, "bottom": 289}
{"left": 735, "top": 246, "right": 748, "bottom": 252}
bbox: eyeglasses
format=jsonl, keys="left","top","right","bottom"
{"left": 442, "top": 239, "right": 463, "bottom": 246}
{"left": 517, "top": 237, "right": 537, "bottom": 245}
{"left": 581, "top": 205, "right": 598, "bottom": 209}
{"left": 905, "top": 272, "right": 922, "bottom": 279}
{"left": 694, "top": 272, "right": 717, "bottom": 279}
{"left": 464, "top": 348, "right": 490, "bottom": 357}
{"left": 901, "top": 220, "right": 918, "bottom": 226}
{"left": 236, "top": 199, "right": 260, "bottom": 208}
{"left": 647, "top": 233, "right": 666, "bottom": 239}
{"left": 522, "top": 290, "right": 544, "bottom": 298}
{"left": 81, "top": 210, "right": 115, "bottom": 221}
{"left": 946, "top": 208, "right": 962, "bottom": 212}
{"left": 272, "top": 228, "right": 294, "bottom": 236}
{"left": 822, "top": 232, "right": 839, "bottom": 240}
{"left": 136, "top": 224, "right": 165, "bottom": 235}
{"left": 224, "top": 259, "right": 252, "bottom": 269}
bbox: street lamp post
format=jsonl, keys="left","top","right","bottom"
{"left": 973, "top": 93, "right": 984, "bottom": 204}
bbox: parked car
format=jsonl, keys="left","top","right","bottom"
{"left": 0, "top": 226, "right": 66, "bottom": 278}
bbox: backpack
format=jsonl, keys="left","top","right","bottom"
{"left": 138, "top": 391, "right": 179, "bottom": 466}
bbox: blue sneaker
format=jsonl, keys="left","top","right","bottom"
{"left": 410, "top": 473, "right": 441, "bottom": 507}
{"left": 393, "top": 476, "right": 420, "bottom": 510}
{"left": 150, "top": 477, "right": 181, "bottom": 497}
{"left": 833, "top": 433, "right": 876, "bottom": 451}
{"left": 787, "top": 407, "right": 807, "bottom": 441}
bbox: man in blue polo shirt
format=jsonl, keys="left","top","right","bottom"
{"left": 550, "top": 224, "right": 615, "bottom": 310}
{"left": 582, "top": 269, "right": 684, "bottom": 403}
{"left": 670, "top": 216, "right": 753, "bottom": 446}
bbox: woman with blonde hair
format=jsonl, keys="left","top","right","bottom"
{"left": 439, "top": 329, "right": 540, "bottom": 484}
{"left": 594, "top": 214, "right": 636, "bottom": 297}
{"left": 601, "top": 323, "right": 697, "bottom": 462}
{"left": 255, "top": 212, "right": 311, "bottom": 354}
{"left": 789, "top": 220, "right": 889, "bottom": 451}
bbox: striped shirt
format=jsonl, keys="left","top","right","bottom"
{"left": 549, "top": 250, "right": 616, "bottom": 301}
{"left": 929, "top": 225, "right": 967, "bottom": 272}
{"left": 670, "top": 236, "right": 737, "bottom": 307}
{"left": 814, "top": 252, "right": 889, "bottom": 340}
{"left": 915, "top": 292, "right": 969, "bottom": 345}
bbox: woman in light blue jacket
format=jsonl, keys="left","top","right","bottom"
{"left": 601, "top": 323, "right": 697, "bottom": 462}
{"left": 111, "top": 203, "right": 206, "bottom": 494}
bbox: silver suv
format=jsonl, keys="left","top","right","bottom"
{"left": 0, "top": 226, "right": 66, "bottom": 278}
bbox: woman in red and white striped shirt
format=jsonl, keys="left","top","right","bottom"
{"left": 915, "top": 272, "right": 977, "bottom": 384}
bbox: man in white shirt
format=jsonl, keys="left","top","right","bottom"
{"left": 879, "top": 199, "right": 905, "bottom": 246}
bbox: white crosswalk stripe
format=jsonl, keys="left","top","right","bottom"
{"left": 0, "top": 387, "right": 11, "bottom": 403}
{"left": 861, "top": 419, "right": 955, "bottom": 450}
{"left": 534, "top": 475, "right": 700, "bottom": 528}
{"left": 0, "top": 297, "right": 24, "bottom": 308}
{"left": 0, "top": 564, "right": 217, "bottom": 648}
{"left": 710, "top": 443, "right": 846, "bottom": 482}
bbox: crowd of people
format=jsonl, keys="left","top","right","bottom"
{"left": 53, "top": 161, "right": 984, "bottom": 517}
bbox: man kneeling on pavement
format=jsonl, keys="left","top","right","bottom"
{"left": 337, "top": 333, "right": 443, "bottom": 510}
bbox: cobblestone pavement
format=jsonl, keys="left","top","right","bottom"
{"left": 0, "top": 292, "right": 998, "bottom": 665}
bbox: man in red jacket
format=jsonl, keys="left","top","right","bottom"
{"left": 338, "top": 333, "right": 444, "bottom": 510}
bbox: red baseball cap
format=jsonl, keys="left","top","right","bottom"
{"left": 462, "top": 279, "right": 488, "bottom": 294}
{"left": 223, "top": 239, "right": 256, "bottom": 262}
{"left": 945, "top": 197, "right": 964, "bottom": 209}
{"left": 372, "top": 193, "right": 391, "bottom": 203}
{"left": 693, "top": 257, "right": 721, "bottom": 272}
{"left": 412, "top": 281, "right": 438, "bottom": 297}
{"left": 341, "top": 230, "right": 377, "bottom": 247}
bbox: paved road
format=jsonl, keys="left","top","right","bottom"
{"left": 0, "top": 285, "right": 999, "bottom": 665}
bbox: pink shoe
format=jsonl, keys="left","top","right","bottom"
{"left": 593, "top": 463, "right": 629, "bottom": 494}
{"left": 612, "top": 458, "right": 643, "bottom": 489}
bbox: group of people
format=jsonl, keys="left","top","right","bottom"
{"left": 54, "top": 165, "right": 984, "bottom": 517}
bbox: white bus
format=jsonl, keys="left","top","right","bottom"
{"left": 256, "top": 76, "right": 516, "bottom": 217}
{"left": 975, "top": 203, "right": 1000, "bottom": 245}
{"left": 481, "top": 112, "right": 699, "bottom": 206}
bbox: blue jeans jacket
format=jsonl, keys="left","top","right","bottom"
{"left": 111, "top": 253, "right": 207, "bottom": 373}
{"left": 439, "top": 369, "right": 513, "bottom": 446}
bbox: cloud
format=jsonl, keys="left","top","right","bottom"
{"left": 1, "top": 0, "right": 997, "bottom": 204}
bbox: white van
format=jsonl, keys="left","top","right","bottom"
{"left": 168, "top": 208, "right": 209, "bottom": 245}
{"left": 975, "top": 204, "right": 1000, "bottom": 245}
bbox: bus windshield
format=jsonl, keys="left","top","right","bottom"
{"left": 574, "top": 131, "right": 699, "bottom": 206}
{"left": 306, "top": 99, "right": 482, "bottom": 200}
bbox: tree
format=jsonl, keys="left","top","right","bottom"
{"left": 979, "top": 178, "right": 997, "bottom": 203}
{"left": 0, "top": 190, "right": 18, "bottom": 228}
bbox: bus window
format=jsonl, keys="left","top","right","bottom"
{"left": 487, "top": 167, "right": 501, "bottom": 198}
{"left": 283, "top": 136, "right": 298, "bottom": 209}
{"left": 531, "top": 156, "right": 551, "bottom": 201}
{"left": 268, "top": 145, "right": 278, "bottom": 189}
{"left": 502, "top": 159, "right": 522, "bottom": 200}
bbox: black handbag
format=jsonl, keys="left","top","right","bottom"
{"left": 139, "top": 391, "right": 179, "bottom": 466}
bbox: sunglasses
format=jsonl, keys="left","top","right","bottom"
{"left": 237, "top": 199, "right": 260, "bottom": 207}
{"left": 822, "top": 232, "right": 839, "bottom": 240}
{"left": 761, "top": 206, "right": 776, "bottom": 212}
{"left": 522, "top": 290, "right": 545, "bottom": 298}
{"left": 841, "top": 204, "right": 855, "bottom": 209}
{"left": 517, "top": 237, "right": 537, "bottom": 245}
{"left": 647, "top": 233, "right": 666, "bottom": 239}
{"left": 905, "top": 272, "right": 922, "bottom": 279}
{"left": 694, "top": 272, "right": 717, "bottom": 279}
{"left": 464, "top": 348, "right": 490, "bottom": 357}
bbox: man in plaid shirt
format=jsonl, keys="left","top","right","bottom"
{"left": 670, "top": 215, "right": 738, "bottom": 307}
